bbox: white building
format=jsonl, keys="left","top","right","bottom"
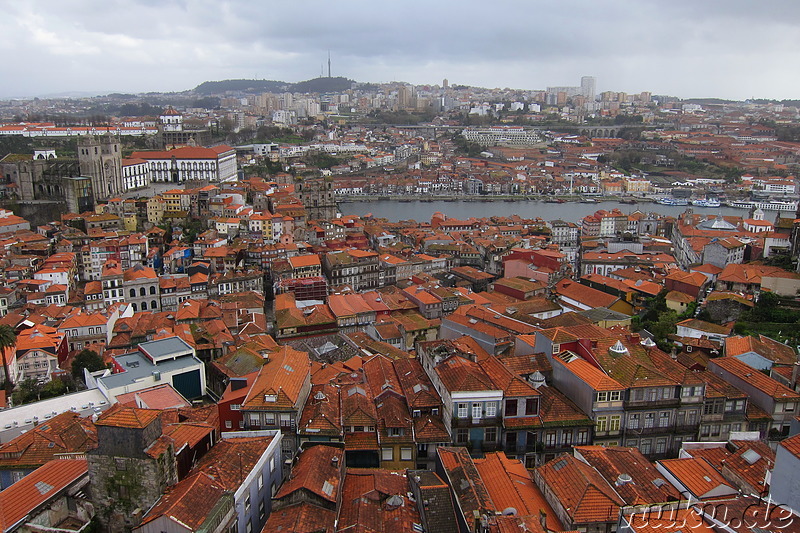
{"left": 86, "top": 337, "right": 206, "bottom": 402}
{"left": 121, "top": 158, "right": 150, "bottom": 190}
{"left": 130, "top": 145, "right": 237, "bottom": 183}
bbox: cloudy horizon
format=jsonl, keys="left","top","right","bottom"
{"left": 3, "top": 0, "right": 800, "bottom": 100}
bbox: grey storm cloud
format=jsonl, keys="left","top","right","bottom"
{"left": 2, "top": 0, "right": 800, "bottom": 99}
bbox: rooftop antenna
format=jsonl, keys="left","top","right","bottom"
{"left": 328, "top": 50, "right": 331, "bottom": 78}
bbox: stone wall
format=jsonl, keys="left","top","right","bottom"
{"left": 88, "top": 447, "right": 177, "bottom": 532}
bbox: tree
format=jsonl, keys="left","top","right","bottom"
{"left": 11, "top": 378, "right": 40, "bottom": 405}
{"left": 0, "top": 325, "right": 16, "bottom": 392}
{"left": 650, "top": 310, "right": 678, "bottom": 349}
{"left": 71, "top": 349, "right": 106, "bottom": 380}
{"left": 40, "top": 378, "right": 67, "bottom": 399}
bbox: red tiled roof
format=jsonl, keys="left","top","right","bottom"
{"left": 274, "top": 445, "right": 343, "bottom": 503}
{"left": 473, "top": 452, "right": 563, "bottom": 530}
{"left": 261, "top": 502, "right": 336, "bottom": 533}
{"left": 710, "top": 356, "right": 800, "bottom": 400}
{"left": 535, "top": 454, "right": 624, "bottom": 524}
{"left": 574, "top": 446, "right": 680, "bottom": 505}
{"left": 242, "top": 346, "right": 310, "bottom": 410}
{"left": 555, "top": 279, "right": 620, "bottom": 308}
{"left": 0, "top": 459, "right": 88, "bottom": 530}
{"left": 657, "top": 457, "right": 737, "bottom": 499}
{"left": 553, "top": 352, "right": 623, "bottom": 391}
{"left": 94, "top": 404, "right": 161, "bottom": 429}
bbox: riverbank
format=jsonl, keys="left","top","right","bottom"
{"left": 337, "top": 198, "right": 751, "bottom": 223}
{"left": 336, "top": 194, "right": 651, "bottom": 204}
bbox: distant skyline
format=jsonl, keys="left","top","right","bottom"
{"left": 3, "top": 0, "right": 800, "bottom": 100}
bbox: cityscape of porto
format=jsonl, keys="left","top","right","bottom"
{"left": 3, "top": 2, "right": 800, "bottom": 532}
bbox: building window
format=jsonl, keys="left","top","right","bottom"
{"left": 609, "top": 415, "right": 621, "bottom": 432}
{"left": 525, "top": 398, "right": 538, "bottom": 415}
{"left": 382, "top": 448, "right": 393, "bottom": 461}
{"left": 456, "top": 428, "right": 469, "bottom": 444}
{"left": 258, "top": 473, "right": 264, "bottom": 491}
{"left": 457, "top": 403, "right": 468, "bottom": 418}
{"left": 656, "top": 439, "right": 667, "bottom": 454}
{"left": 659, "top": 412, "right": 670, "bottom": 428}
{"left": 485, "top": 402, "right": 496, "bottom": 417}
{"left": 609, "top": 391, "right": 621, "bottom": 401}
{"left": 401, "top": 447, "right": 413, "bottom": 461}
{"left": 115, "top": 458, "right": 126, "bottom": 471}
{"left": 703, "top": 400, "right": 722, "bottom": 415}
{"left": 225, "top": 420, "right": 232, "bottom": 429}
{"left": 644, "top": 413, "right": 655, "bottom": 428}
{"left": 505, "top": 399, "right": 517, "bottom": 417}
{"left": 596, "top": 417, "right": 607, "bottom": 432}
{"left": 576, "top": 429, "right": 588, "bottom": 445}
{"left": 640, "top": 440, "right": 652, "bottom": 455}
{"left": 472, "top": 403, "right": 482, "bottom": 419}
{"left": 563, "top": 430, "right": 573, "bottom": 447}
{"left": 596, "top": 392, "right": 607, "bottom": 402}
{"left": 245, "top": 493, "right": 251, "bottom": 512}
{"left": 545, "top": 431, "right": 557, "bottom": 448}
{"left": 628, "top": 413, "right": 640, "bottom": 429}
{"left": 485, "top": 427, "right": 497, "bottom": 443}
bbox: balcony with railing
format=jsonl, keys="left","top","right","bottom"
{"left": 625, "top": 398, "right": 680, "bottom": 409}
{"left": 451, "top": 415, "right": 501, "bottom": 428}
{"left": 624, "top": 424, "right": 675, "bottom": 437}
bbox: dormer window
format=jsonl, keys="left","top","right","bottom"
{"left": 264, "top": 394, "right": 277, "bottom": 402}
{"left": 525, "top": 398, "right": 539, "bottom": 415}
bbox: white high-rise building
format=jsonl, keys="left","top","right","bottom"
{"left": 581, "top": 76, "right": 596, "bottom": 100}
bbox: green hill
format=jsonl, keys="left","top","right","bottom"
{"left": 193, "top": 77, "right": 355, "bottom": 95}
{"left": 194, "top": 79, "right": 288, "bottom": 95}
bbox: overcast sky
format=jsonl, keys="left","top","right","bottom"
{"left": 3, "top": 0, "right": 800, "bottom": 100}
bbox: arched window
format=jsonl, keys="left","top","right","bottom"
{"left": 141, "top": 301, "right": 147, "bottom": 311}
{"left": 140, "top": 287, "right": 146, "bottom": 297}
{"left": 131, "top": 303, "right": 137, "bottom": 312}
{"left": 151, "top": 300, "right": 158, "bottom": 309}
{"left": 129, "top": 289, "right": 136, "bottom": 298}
{"left": 149, "top": 286, "right": 156, "bottom": 295}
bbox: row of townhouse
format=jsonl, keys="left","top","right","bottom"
{"left": 516, "top": 324, "right": 796, "bottom": 457}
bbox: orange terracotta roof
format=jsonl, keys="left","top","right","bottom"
{"left": 261, "top": 502, "right": 336, "bottom": 533}
{"left": 535, "top": 454, "right": 625, "bottom": 524}
{"left": 553, "top": 352, "right": 623, "bottom": 391}
{"left": 274, "top": 445, "right": 343, "bottom": 503}
{"left": 94, "top": 404, "right": 161, "bottom": 429}
{"left": 0, "top": 459, "right": 88, "bottom": 530}
{"left": 242, "top": 346, "right": 310, "bottom": 410}
{"left": 474, "top": 452, "right": 563, "bottom": 530}
{"left": 657, "top": 457, "right": 737, "bottom": 499}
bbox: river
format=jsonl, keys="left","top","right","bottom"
{"left": 337, "top": 199, "right": 757, "bottom": 223}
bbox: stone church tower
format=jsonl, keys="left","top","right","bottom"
{"left": 296, "top": 177, "right": 338, "bottom": 221}
{"left": 87, "top": 406, "right": 178, "bottom": 531}
{"left": 78, "top": 134, "right": 123, "bottom": 203}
